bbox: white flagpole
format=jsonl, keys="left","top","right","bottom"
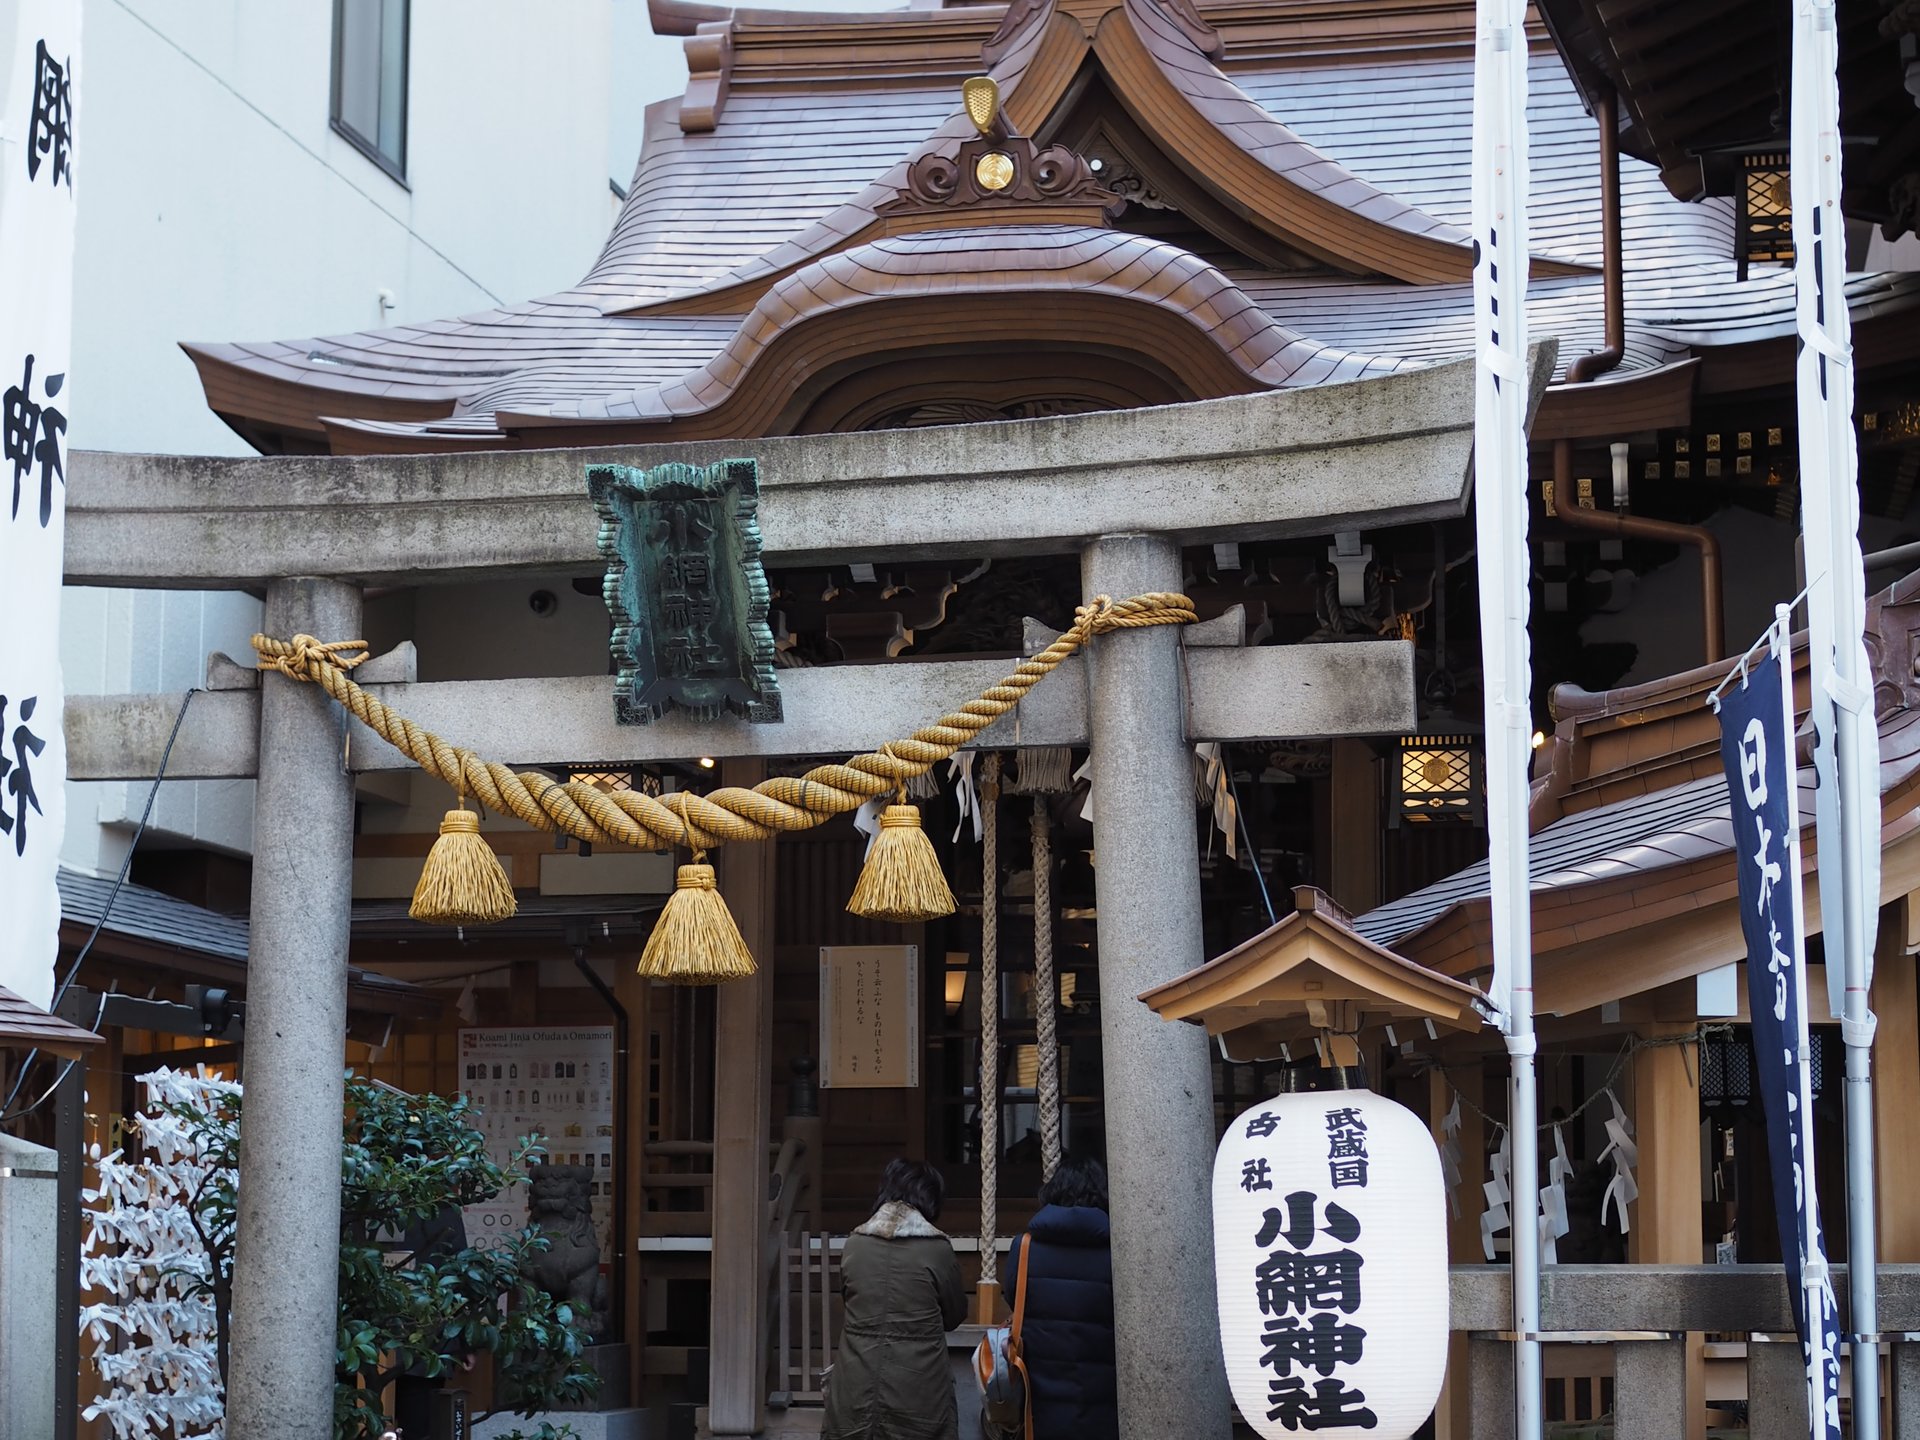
{"left": 1469, "top": 1, "right": 1540, "bottom": 1435}
{"left": 1790, "top": 0, "right": 1881, "bottom": 1430}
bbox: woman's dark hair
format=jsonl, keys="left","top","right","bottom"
{"left": 875, "top": 1157, "right": 945, "bottom": 1223}
{"left": 1038, "top": 1154, "right": 1109, "bottom": 1211}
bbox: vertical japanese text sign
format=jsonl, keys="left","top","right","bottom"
{"left": 587, "top": 459, "right": 781, "bottom": 725}
{"left": 1212, "top": 1088, "right": 1447, "bottom": 1439}
{"left": 818, "top": 945, "right": 919, "bottom": 1089}
{"left": 0, "top": 1, "right": 79, "bottom": 1007}
{"left": 1713, "top": 632, "right": 1842, "bottom": 1440}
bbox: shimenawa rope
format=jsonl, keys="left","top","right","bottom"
{"left": 250, "top": 592, "right": 1193, "bottom": 855}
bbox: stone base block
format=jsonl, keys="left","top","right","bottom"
{"left": 474, "top": 1407, "right": 647, "bottom": 1440}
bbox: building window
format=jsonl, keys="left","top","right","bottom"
{"left": 331, "top": 0, "right": 408, "bottom": 181}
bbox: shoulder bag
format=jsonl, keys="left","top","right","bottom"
{"left": 972, "top": 1234, "right": 1033, "bottom": 1440}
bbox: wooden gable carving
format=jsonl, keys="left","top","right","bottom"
{"left": 1138, "top": 886, "right": 1485, "bottom": 1060}
{"left": 876, "top": 75, "right": 1119, "bottom": 227}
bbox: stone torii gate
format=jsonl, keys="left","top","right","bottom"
{"left": 62, "top": 350, "right": 1545, "bottom": 1440}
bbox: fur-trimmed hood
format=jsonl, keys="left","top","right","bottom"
{"left": 854, "top": 1200, "right": 945, "bottom": 1241}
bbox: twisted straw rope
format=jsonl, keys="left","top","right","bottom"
{"left": 250, "top": 592, "right": 1193, "bottom": 856}
{"left": 1030, "top": 794, "right": 1062, "bottom": 1182}
{"left": 978, "top": 753, "right": 1003, "bottom": 1291}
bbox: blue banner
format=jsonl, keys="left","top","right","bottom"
{"left": 1715, "top": 639, "right": 1842, "bottom": 1440}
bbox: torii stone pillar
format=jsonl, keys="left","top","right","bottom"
{"left": 1082, "top": 534, "right": 1233, "bottom": 1438}
{"left": 226, "top": 578, "right": 361, "bottom": 1440}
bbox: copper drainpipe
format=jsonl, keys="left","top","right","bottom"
{"left": 1549, "top": 87, "right": 1726, "bottom": 663}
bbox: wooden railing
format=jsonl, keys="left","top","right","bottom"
{"left": 772, "top": 1232, "right": 840, "bottom": 1407}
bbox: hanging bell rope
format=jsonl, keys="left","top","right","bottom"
{"left": 251, "top": 593, "right": 1194, "bottom": 975}
{"left": 1030, "top": 794, "right": 1063, "bottom": 1181}
{"left": 976, "top": 753, "right": 1004, "bottom": 1317}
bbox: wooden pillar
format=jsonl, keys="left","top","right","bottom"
{"left": 1432, "top": 1060, "right": 1485, "bottom": 1440}
{"left": 707, "top": 760, "right": 777, "bottom": 1436}
{"left": 1629, "top": 1023, "right": 1705, "bottom": 1440}
{"left": 617, "top": 951, "right": 652, "bottom": 1401}
{"left": 1329, "top": 740, "right": 1382, "bottom": 914}
{"left": 1873, "top": 907, "right": 1920, "bottom": 1262}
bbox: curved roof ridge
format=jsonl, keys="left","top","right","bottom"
{"left": 495, "top": 225, "right": 1409, "bottom": 439}
{"left": 606, "top": 10, "right": 1085, "bottom": 320}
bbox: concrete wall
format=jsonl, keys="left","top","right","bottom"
{"left": 0, "top": 1134, "right": 59, "bottom": 1440}
{"left": 59, "top": 0, "right": 623, "bottom": 873}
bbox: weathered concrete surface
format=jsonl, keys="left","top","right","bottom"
{"left": 1447, "top": 1263, "right": 1920, "bottom": 1332}
{"left": 1745, "top": 1336, "right": 1811, "bottom": 1440}
{"left": 64, "top": 348, "right": 1556, "bottom": 588}
{"left": 1613, "top": 1338, "right": 1688, "bottom": 1440}
{"left": 66, "top": 640, "right": 1416, "bottom": 780}
{"left": 225, "top": 578, "right": 360, "bottom": 1440}
{"left": 0, "top": 1133, "right": 58, "bottom": 1440}
{"left": 1082, "top": 535, "right": 1232, "bottom": 1440}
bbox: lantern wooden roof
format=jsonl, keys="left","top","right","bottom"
{"left": 182, "top": 0, "right": 1920, "bottom": 457}
{"left": 1138, "top": 885, "right": 1486, "bottom": 1059}
{"left": 1356, "top": 567, "right": 1920, "bottom": 1017}
{"left": 1537, "top": 0, "right": 1917, "bottom": 230}
{"left": 0, "top": 985, "right": 101, "bottom": 1059}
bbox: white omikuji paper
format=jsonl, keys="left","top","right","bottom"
{"left": 1213, "top": 1088, "right": 1448, "bottom": 1440}
{"left": 0, "top": 1, "right": 79, "bottom": 1009}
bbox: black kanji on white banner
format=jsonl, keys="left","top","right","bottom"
{"left": 27, "top": 39, "right": 73, "bottom": 188}
{"left": 0, "top": 693, "right": 47, "bottom": 858}
{"left": 4, "top": 354, "right": 66, "bottom": 527}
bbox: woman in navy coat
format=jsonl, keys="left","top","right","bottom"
{"left": 1007, "top": 1155, "right": 1119, "bottom": 1440}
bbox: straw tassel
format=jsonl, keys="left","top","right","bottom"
{"left": 410, "top": 805, "right": 517, "bottom": 925}
{"left": 847, "top": 804, "right": 956, "bottom": 922}
{"left": 640, "top": 861, "right": 757, "bottom": 985}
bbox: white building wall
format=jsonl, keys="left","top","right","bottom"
{"left": 60, "top": 0, "right": 620, "bottom": 874}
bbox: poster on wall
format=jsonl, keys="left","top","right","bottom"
{"left": 820, "top": 945, "right": 919, "bottom": 1089}
{"left": 457, "top": 1025, "right": 616, "bottom": 1256}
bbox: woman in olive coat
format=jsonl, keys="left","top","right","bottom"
{"left": 824, "top": 1159, "right": 968, "bottom": 1440}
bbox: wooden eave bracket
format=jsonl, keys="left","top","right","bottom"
{"left": 681, "top": 21, "right": 736, "bottom": 133}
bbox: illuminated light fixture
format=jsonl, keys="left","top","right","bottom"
{"left": 1391, "top": 734, "right": 1483, "bottom": 827}
{"left": 944, "top": 968, "right": 968, "bottom": 1015}
{"left": 1530, "top": 730, "right": 1546, "bottom": 750}
{"left": 1735, "top": 150, "right": 1793, "bottom": 282}
{"left": 697, "top": 756, "right": 716, "bottom": 770}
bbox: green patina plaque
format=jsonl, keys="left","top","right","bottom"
{"left": 587, "top": 459, "right": 781, "bottom": 725}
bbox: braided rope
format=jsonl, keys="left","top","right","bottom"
{"left": 1031, "top": 794, "right": 1062, "bottom": 1181}
{"left": 978, "top": 753, "right": 1002, "bottom": 1291}
{"left": 250, "top": 592, "right": 1193, "bottom": 855}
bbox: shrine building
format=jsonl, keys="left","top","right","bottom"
{"left": 50, "top": 0, "right": 1920, "bottom": 1435}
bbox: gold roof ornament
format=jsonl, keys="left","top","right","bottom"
{"left": 962, "top": 75, "right": 1000, "bottom": 135}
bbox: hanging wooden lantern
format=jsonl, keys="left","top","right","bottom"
{"left": 1212, "top": 1088, "right": 1447, "bottom": 1440}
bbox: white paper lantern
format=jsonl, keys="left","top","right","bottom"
{"left": 1213, "top": 1087, "right": 1448, "bottom": 1439}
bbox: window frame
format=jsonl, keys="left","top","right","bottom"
{"left": 329, "top": 0, "right": 410, "bottom": 186}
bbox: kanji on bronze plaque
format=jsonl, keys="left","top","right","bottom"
{"left": 588, "top": 459, "right": 781, "bottom": 725}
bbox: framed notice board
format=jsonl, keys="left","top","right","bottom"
{"left": 820, "top": 945, "right": 920, "bottom": 1088}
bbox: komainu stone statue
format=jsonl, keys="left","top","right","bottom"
{"left": 524, "top": 1162, "right": 607, "bottom": 1338}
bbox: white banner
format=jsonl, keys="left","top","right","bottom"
{"left": 1468, "top": 0, "right": 1532, "bottom": 1029}
{"left": 0, "top": 0, "right": 79, "bottom": 1007}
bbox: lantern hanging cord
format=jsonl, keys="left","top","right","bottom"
{"left": 249, "top": 592, "right": 1194, "bottom": 854}
{"left": 1408, "top": 1022, "right": 1734, "bottom": 1135}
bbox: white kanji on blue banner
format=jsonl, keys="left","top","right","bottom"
{"left": 1713, "top": 624, "right": 1842, "bottom": 1440}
